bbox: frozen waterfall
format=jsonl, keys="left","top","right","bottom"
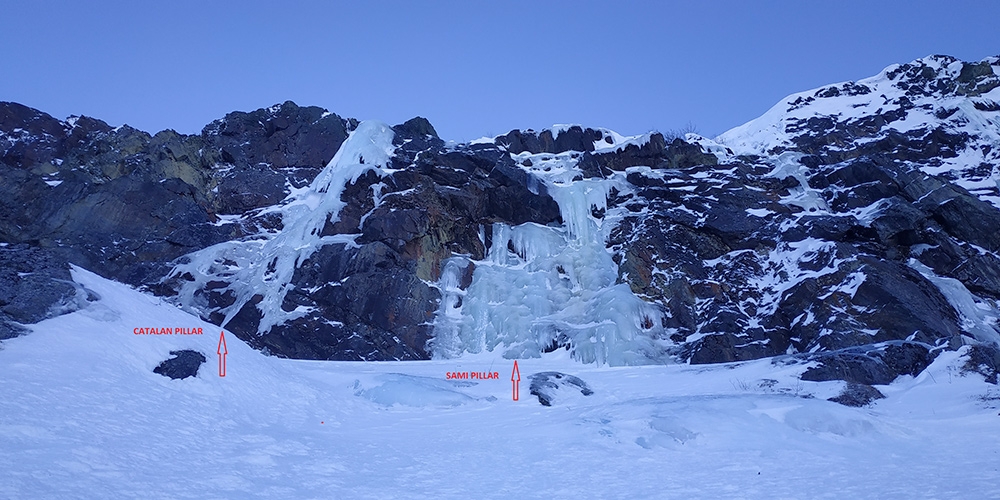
{"left": 431, "top": 150, "right": 666, "bottom": 365}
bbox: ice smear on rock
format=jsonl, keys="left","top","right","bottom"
{"left": 909, "top": 259, "right": 1000, "bottom": 345}
{"left": 765, "top": 152, "right": 829, "bottom": 213}
{"left": 168, "top": 121, "right": 396, "bottom": 334}
{"left": 432, "top": 150, "right": 666, "bottom": 365}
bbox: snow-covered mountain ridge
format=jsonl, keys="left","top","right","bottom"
{"left": 1, "top": 55, "right": 1000, "bottom": 390}
{"left": 719, "top": 54, "right": 1000, "bottom": 207}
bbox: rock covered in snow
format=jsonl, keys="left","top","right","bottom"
{"left": 962, "top": 344, "right": 1000, "bottom": 384}
{"left": 828, "top": 382, "right": 885, "bottom": 407}
{"left": 528, "top": 371, "right": 594, "bottom": 406}
{"left": 718, "top": 55, "right": 1000, "bottom": 208}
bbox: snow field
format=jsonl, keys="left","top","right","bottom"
{"left": 1, "top": 268, "right": 999, "bottom": 498}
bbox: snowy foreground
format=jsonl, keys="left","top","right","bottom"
{"left": 2, "top": 269, "right": 999, "bottom": 499}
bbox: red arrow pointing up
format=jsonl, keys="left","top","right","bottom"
{"left": 217, "top": 331, "right": 228, "bottom": 378}
{"left": 511, "top": 360, "right": 520, "bottom": 401}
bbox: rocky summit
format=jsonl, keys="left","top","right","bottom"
{"left": 2, "top": 55, "right": 999, "bottom": 385}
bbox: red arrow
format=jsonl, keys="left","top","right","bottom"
{"left": 217, "top": 331, "right": 228, "bottom": 377}
{"left": 511, "top": 360, "right": 520, "bottom": 401}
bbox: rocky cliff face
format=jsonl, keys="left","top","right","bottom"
{"left": 2, "top": 55, "right": 999, "bottom": 385}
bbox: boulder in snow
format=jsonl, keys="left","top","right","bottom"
{"left": 828, "top": 382, "right": 885, "bottom": 407}
{"left": 528, "top": 371, "right": 594, "bottom": 406}
{"left": 153, "top": 350, "right": 206, "bottom": 380}
{"left": 962, "top": 344, "right": 1000, "bottom": 384}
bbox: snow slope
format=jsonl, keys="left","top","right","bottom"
{"left": 2, "top": 268, "right": 999, "bottom": 498}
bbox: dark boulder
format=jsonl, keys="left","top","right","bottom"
{"left": 528, "top": 371, "right": 594, "bottom": 406}
{"left": 868, "top": 197, "right": 926, "bottom": 243}
{"left": 951, "top": 252, "right": 1000, "bottom": 299}
{"left": 593, "top": 133, "right": 667, "bottom": 171}
{"left": 553, "top": 126, "right": 602, "bottom": 153}
{"left": 962, "top": 344, "right": 1000, "bottom": 384}
{"left": 153, "top": 350, "right": 207, "bottom": 380}
{"left": 828, "top": 383, "right": 886, "bottom": 407}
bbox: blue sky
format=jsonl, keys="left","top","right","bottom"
{"left": 2, "top": 0, "right": 998, "bottom": 141}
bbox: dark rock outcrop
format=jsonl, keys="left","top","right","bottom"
{"left": 0, "top": 100, "right": 353, "bottom": 286}
{"left": 0, "top": 244, "right": 82, "bottom": 339}
{"left": 800, "top": 342, "right": 938, "bottom": 385}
